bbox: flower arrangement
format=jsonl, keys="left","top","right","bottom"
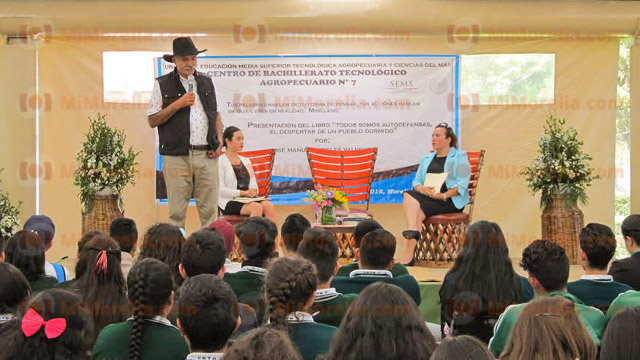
{"left": 521, "top": 114, "right": 599, "bottom": 208}
{"left": 305, "top": 186, "right": 349, "bottom": 224}
{"left": 0, "top": 168, "right": 21, "bottom": 241}
{"left": 74, "top": 113, "right": 140, "bottom": 213}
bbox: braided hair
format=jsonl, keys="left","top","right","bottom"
{"left": 265, "top": 257, "right": 318, "bottom": 330}
{"left": 126, "top": 258, "right": 174, "bottom": 360}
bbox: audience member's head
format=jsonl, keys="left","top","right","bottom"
{"left": 621, "top": 214, "right": 640, "bottom": 250}
{"left": 180, "top": 229, "right": 227, "bottom": 278}
{"left": 266, "top": 257, "right": 318, "bottom": 330}
{"left": 221, "top": 327, "right": 301, "bottom": 360}
{"left": 280, "top": 214, "right": 311, "bottom": 255}
{"left": 429, "top": 335, "right": 493, "bottom": 360}
{"left": 579, "top": 223, "right": 616, "bottom": 270}
{"left": 0, "top": 289, "right": 94, "bottom": 360}
{"left": 23, "top": 215, "right": 55, "bottom": 251}
{"left": 500, "top": 296, "right": 597, "bottom": 360}
{"left": 353, "top": 219, "right": 382, "bottom": 248}
{"left": 139, "top": 223, "right": 185, "bottom": 288}
{"left": 297, "top": 227, "right": 339, "bottom": 285}
{"left": 75, "top": 234, "right": 128, "bottom": 337}
{"left": 4, "top": 230, "right": 46, "bottom": 282}
{"left": 0, "top": 262, "right": 30, "bottom": 317}
{"left": 178, "top": 274, "right": 239, "bottom": 353}
{"left": 208, "top": 218, "right": 236, "bottom": 258}
{"left": 600, "top": 306, "right": 640, "bottom": 360}
{"left": 235, "top": 217, "right": 277, "bottom": 265}
{"left": 77, "top": 230, "right": 105, "bottom": 255}
{"left": 325, "top": 282, "right": 436, "bottom": 360}
{"left": 109, "top": 217, "right": 138, "bottom": 254}
{"left": 520, "top": 239, "right": 569, "bottom": 294}
{"left": 359, "top": 228, "right": 396, "bottom": 270}
{"left": 126, "top": 258, "right": 175, "bottom": 360}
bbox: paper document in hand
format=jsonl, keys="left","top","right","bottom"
{"left": 234, "top": 196, "right": 266, "bottom": 203}
{"left": 423, "top": 172, "right": 448, "bottom": 193}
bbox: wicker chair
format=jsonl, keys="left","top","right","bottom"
{"left": 305, "top": 147, "right": 378, "bottom": 218}
{"left": 413, "top": 150, "right": 485, "bottom": 264}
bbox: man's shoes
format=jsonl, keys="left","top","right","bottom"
{"left": 402, "top": 230, "right": 421, "bottom": 241}
{"left": 404, "top": 257, "right": 415, "bottom": 267}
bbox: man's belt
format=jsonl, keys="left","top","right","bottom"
{"left": 189, "top": 144, "right": 209, "bottom": 151}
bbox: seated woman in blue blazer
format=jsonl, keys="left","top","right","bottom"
{"left": 401, "top": 123, "right": 471, "bottom": 265}
{"left": 218, "top": 126, "right": 278, "bottom": 228}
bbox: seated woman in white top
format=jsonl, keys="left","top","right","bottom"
{"left": 218, "top": 126, "right": 278, "bottom": 227}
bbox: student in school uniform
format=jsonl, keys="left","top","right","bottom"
{"left": 223, "top": 217, "right": 278, "bottom": 322}
{"left": 604, "top": 290, "right": 640, "bottom": 324}
{"left": 331, "top": 229, "right": 421, "bottom": 305}
{"left": 335, "top": 219, "right": 409, "bottom": 277}
{"left": 23, "top": 215, "right": 72, "bottom": 283}
{"left": 489, "top": 240, "right": 606, "bottom": 358}
{"left": 608, "top": 214, "right": 640, "bottom": 290}
{"left": 178, "top": 274, "right": 241, "bottom": 360}
{"left": 266, "top": 257, "right": 337, "bottom": 360}
{"left": 4, "top": 230, "right": 58, "bottom": 293}
{"left": 323, "top": 282, "right": 436, "bottom": 360}
{"left": 109, "top": 217, "right": 138, "bottom": 279}
{"left": 297, "top": 227, "right": 357, "bottom": 327}
{"left": 568, "top": 223, "right": 632, "bottom": 312}
{"left": 177, "top": 229, "right": 258, "bottom": 334}
{"left": 93, "top": 258, "right": 189, "bottom": 360}
{"left": 280, "top": 213, "right": 311, "bottom": 257}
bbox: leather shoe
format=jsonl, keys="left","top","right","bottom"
{"left": 402, "top": 230, "right": 421, "bottom": 241}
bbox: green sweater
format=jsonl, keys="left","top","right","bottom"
{"left": 605, "top": 290, "right": 640, "bottom": 325}
{"left": 310, "top": 289, "right": 358, "bottom": 327}
{"left": 336, "top": 261, "right": 409, "bottom": 277}
{"left": 223, "top": 267, "right": 267, "bottom": 323}
{"left": 287, "top": 316, "right": 337, "bottom": 360}
{"left": 92, "top": 317, "right": 189, "bottom": 360}
{"left": 331, "top": 272, "right": 421, "bottom": 305}
{"left": 567, "top": 277, "right": 633, "bottom": 313}
{"left": 488, "top": 291, "right": 605, "bottom": 358}
{"left": 30, "top": 275, "right": 59, "bottom": 293}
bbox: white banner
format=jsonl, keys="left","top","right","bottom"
{"left": 154, "top": 55, "right": 459, "bottom": 204}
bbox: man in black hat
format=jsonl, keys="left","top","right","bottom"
{"left": 609, "top": 214, "right": 640, "bottom": 290}
{"left": 148, "top": 37, "right": 223, "bottom": 229}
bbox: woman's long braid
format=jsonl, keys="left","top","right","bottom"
{"left": 128, "top": 262, "right": 148, "bottom": 360}
{"left": 267, "top": 258, "right": 318, "bottom": 330}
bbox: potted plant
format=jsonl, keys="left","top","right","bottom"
{"left": 0, "top": 168, "right": 21, "bottom": 243}
{"left": 74, "top": 113, "right": 139, "bottom": 234}
{"left": 305, "top": 185, "right": 349, "bottom": 225}
{"left": 521, "top": 114, "right": 599, "bottom": 263}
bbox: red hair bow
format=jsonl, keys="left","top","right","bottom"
{"left": 21, "top": 308, "right": 67, "bottom": 339}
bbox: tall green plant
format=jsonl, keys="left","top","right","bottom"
{"left": 74, "top": 113, "right": 140, "bottom": 213}
{"left": 521, "top": 114, "right": 599, "bottom": 208}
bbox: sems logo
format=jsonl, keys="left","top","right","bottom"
{"left": 386, "top": 79, "right": 418, "bottom": 93}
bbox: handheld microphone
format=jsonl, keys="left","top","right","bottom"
{"left": 187, "top": 75, "right": 195, "bottom": 93}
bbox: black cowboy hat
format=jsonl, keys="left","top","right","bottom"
{"left": 162, "top": 37, "right": 207, "bottom": 62}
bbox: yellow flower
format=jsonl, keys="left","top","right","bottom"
{"left": 334, "top": 192, "right": 347, "bottom": 204}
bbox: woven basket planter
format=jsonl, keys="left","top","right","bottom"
{"left": 81, "top": 194, "right": 123, "bottom": 236}
{"left": 541, "top": 194, "right": 583, "bottom": 264}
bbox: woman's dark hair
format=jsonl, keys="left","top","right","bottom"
{"left": 435, "top": 123, "right": 458, "bottom": 149}
{"left": 5, "top": 230, "right": 46, "bottom": 282}
{"left": 429, "top": 335, "right": 493, "bottom": 360}
{"left": 77, "top": 230, "right": 104, "bottom": 255}
{"left": 501, "top": 296, "right": 597, "bottom": 360}
{"left": 75, "top": 235, "right": 129, "bottom": 339}
{"left": 222, "top": 126, "right": 241, "bottom": 148}
{"left": 0, "top": 289, "right": 94, "bottom": 360}
{"left": 138, "top": 223, "right": 185, "bottom": 288}
{"left": 126, "top": 258, "right": 175, "bottom": 360}
{"left": 325, "top": 282, "right": 436, "bottom": 360}
{"left": 265, "top": 257, "right": 317, "bottom": 330}
{"left": 0, "top": 262, "right": 30, "bottom": 315}
{"left": 439, "top": 221, "right": 523, "bottom": 337}
{"left": 221, "top": 327, "right": 301, "bottom": 360}
{"left": 600, "top": 306, "right": 640, "bottom": 360}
